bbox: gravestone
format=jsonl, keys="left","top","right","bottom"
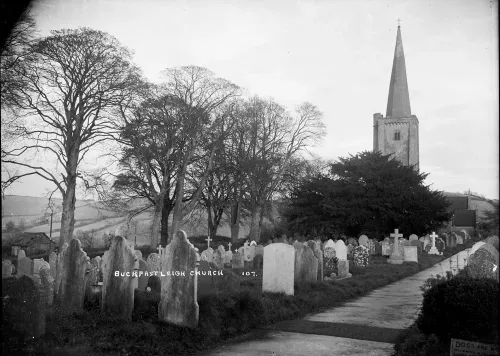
{"left": 456, "top": 233, "right": 464, "bottom": 245}
{"left": 102, "top": 236, "right": 136, "bottom": 320}
{"left": 381, "top": 239, "right": 391, "bottom": 256}
{"left": 388, "top": 229, "right": 404, "bottom": 264}
{"left": 403, "top": 246, "right": 418, "bottom": 262}
{"left": 250, "top": 240, "right": 257, "bottom": 246}
{"left": 231, "top": 252, "right": 244, "bottom": 269}
{"left": 223, "top": 250, "right": 233, "bottom": 266}
{"left": 347, "top": 237, "right": 358, "bottom": 247}
{"left": 467, "top": 244, "right": 499, "bottom": 281}
{"left": 54, "top": 244, "right": 67, "bottom": 297}
{"left": 484, "top": 235, "right": 499, "bottom": 251}
{"left": 2, "top": 260, "right": 13, "bottom": 278}
{"left": 253, "top": 254, "right": 264, "bottom": 269}
{"left": 57, "top": 239, "right": 89, "bottom": 314}
{"left": 420, "top": 235, "right": 431, "bottom": 251}
{"left": 428, "top": 232, "right": 440, "bottom": 255}
{"left": 17, "top": 256, "right": 33, "bottom": 276}
{"left": 213, "top": 249, "right": 225, "bottom": 269}
{"left": 137, "top": 259, "right": 150, "bottom": 291}
{"left": 470, "top": 241, "right": 486, "bottom": 255}
{"left": 17, "top": 249, "right": 26, "bottom": 260}
{"left": 435, "top": 237, "right": 445, "bottom": 253}
{"left": 158, "top": 230, "right": 200, "bottom": 328}
{"left": 307, "top": 240, "right": 323, "bottom": 281}
{"left": 49, "top": 252, "right": 58, "bottom": 280}
{"left": 324, "top": 239, "right": 335, "bottom": 250}
{"left": 352, "top": 245, "right": 369, "bottom": 267}
{"left": 147, "top": 253, "right": 161, "bottom": 272}
{"left": 337, "top": 260, "right": 350, "bottom": 278}
{"left": 334, "top": 240, "right": 348, "bottom": 261}
{"left": 449, "top": 233, "right": 457, "bottom": 248}
{"left": 294, "top": 244, "right": 318, "bottom": 283}
{"left": 409, "top": 234, "right": 419, "bottom": 242}
{"left": 262, "top": 243, "right": 294, "bottom": 295}
{"left": 197, "top": 260, "right": 216, "bottom": 299}
{"left": 323, "top": 247, "right": 337, "bottom": 276}
{"left": 40, "top": 266, "right": 55, "bottom": 307}
{"left": 374, "top": 240, "right": 382, "bottom": 255}
{"left": 134, "top": 250, "right": 143, "bottom": 261}
{"left": 358, "top": 235, "right": 369, "bottom": 248}
{"left": 83, "top": 259, "right": 93, "bottom": 302}
{"left": 347, "top": 244, "right": 354, "bottom": 259}
{"left": 409, "top": 240, "right": 423, "bottom": 255}
{"left": 147, "top": 275, "right": 161, "bottom": 294}
{"left": 2, "top": 274, "right": 46, "bottom": 338}
{"left": 367, "top": 239, "right": 376, "bottom": 255}
{"left": 201, "top": 248, "right": 214, "bottom": 263}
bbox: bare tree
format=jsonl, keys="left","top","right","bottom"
{"left": 2, "top": 28, "right": 143, "bottom": 248}
{"left": 161, "top": 66, "right": 240, "bottom": 242}
{"left": 238, "top": 97, "right": 326, "bottom": 242}
{"left": 1, "top": 6, "right": 37, "bottom": 217}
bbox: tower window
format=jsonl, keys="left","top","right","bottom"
{"left": 394, "top": 130, "right": 401, "bottom": 141}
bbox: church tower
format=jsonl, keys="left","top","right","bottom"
{"left": 373, "top": 25, "right": 419, "bottom": 171}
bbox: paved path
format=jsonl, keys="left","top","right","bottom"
{"left": 197, "top": 248, "right": 471, "bottom": 356}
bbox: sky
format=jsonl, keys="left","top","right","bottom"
{"left": 5, "top": 0, "right": 499, "bottom": 199}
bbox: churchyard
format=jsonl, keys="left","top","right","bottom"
{"left": 3, "top": 227, "right": 494, "bottom": 356}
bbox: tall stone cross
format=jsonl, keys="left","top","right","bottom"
{"left": 428, "top": 231, "right": 440, "bottom": 255}
{"left": 205, "top": 235, "right": 212, "bottom": 249}
{"left": 388, "top": 228, "right": 404, "bottom": 264}
{"left": 390, "top": 229, "right": 403, "bottom": 243}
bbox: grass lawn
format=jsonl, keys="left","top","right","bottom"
{"left": 2, "top": 238, "right": 477, "bottom": 356}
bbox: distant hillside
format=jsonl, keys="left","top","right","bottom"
{"left": 2, "top": 195, "right": 119, "bottom": 228}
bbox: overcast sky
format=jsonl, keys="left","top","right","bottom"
{"left": 5, "top": 0, "right": 499, "bottom": 199}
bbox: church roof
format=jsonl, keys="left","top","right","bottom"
{"left": 386, "top": 25, "right": 412, "bottom": 118}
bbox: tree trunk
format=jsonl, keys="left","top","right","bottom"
{"left": 160, "top": 195, "right": 171, "bottom": 247}
{"left": 59, "top": 177, "right": 77, "bottom": 249}
{"left": 170, "top": 172, "right": 186, "bottom": 243}
{"left": 248, "top": 203, "right": 262, "bottom": 242}
{"left": 230, "top": 199, "right": 241, "bottom": 243}
{"left": 150, "top": 197, "right": 162, "bottom": 249}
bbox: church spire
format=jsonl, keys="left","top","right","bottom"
{"left": 386, "top": 24, "right": 411, "bottom": 118}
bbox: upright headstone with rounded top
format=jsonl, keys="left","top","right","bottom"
{"left": 102, "top": 236, "right": 136, "bottom": 320}
{"left": 159, "top": 230, "right": 200, "bottom": 328}
{"left": 358, "top": 235, "right": 369, "bottom": 247}
{"left": 57, "top": 238, "right": 89, "bottom": 314}
{"left": 334, "top": 240, "right": 348, "bottom": 261}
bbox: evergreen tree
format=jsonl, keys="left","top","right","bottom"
{"left": 284, "top": 151, "right": 451, "bottom": 239}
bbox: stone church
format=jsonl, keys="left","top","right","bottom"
{"left": 373, "top": 25, "right": 419, "bottom": 172}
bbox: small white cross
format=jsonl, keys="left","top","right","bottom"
{"left": 157, "top": 245, "right": 162, "bottom": 256}
{"left": 390, "top": 229, "right": 403, "bottom": 239}
{"left": 430, "top": 232, "right": 438, "bottom": 248}
{"left": 205, "top": 235, "right": 212, "bottom": 249}
{"left": 228, "top": 242, "right": 232, "bottom": 251}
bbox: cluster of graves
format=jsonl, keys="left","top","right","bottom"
{"left": 2, "top": 227, "right": 495, "bottom": 339}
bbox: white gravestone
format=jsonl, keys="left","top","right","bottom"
{"left": 403, "top": 246, "right": 418, "bottom": 262}
{"left": 263, "top": 243, "right": 295, "bottom": 296}
{"left": 334, "top": 240, "right": 348, "bottom": 261}
{"left": 428, "top": 232, "right": 440, "bottom": 255}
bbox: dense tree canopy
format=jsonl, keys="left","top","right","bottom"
{"left": 284, "top": 151, "right": 451, "bottom": 239}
